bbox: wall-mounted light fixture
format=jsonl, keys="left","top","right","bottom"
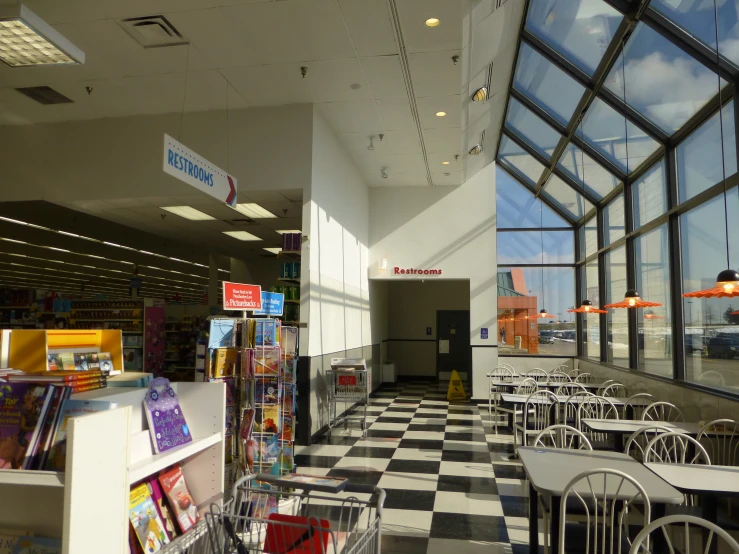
{"left": 380, "top": 258, "right": 388, "bottom": 271}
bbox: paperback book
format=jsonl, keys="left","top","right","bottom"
{"left": 143, "top": 378, "right": 192, "bottom": 454}
{"left": 129, "top": 482, "right": 171, "bottom": 553}
{"left": 254, "top": 347, "right": 280, "bottom": 376}
{"left": 10, "top": 537, "right": 61, "bottom": 554}
{"left": 158, "top": 464, "right": 200, "bottom": 533}
{"left": 208, "top": 319, "right": 236, "bottom": 349}
{"left": 255, "top": 378, "right": 280, "bottom": 405}
{"left": 0, "top": 383, "right": 51, "bottom": 470}
{"left": 254, "top": 405, "right": 280, "bottom": 434}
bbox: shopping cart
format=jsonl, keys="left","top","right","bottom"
{"left": 326, "top": 359, "right": 370, "bottom": 438}
{"left": 205, "top": 473, "right": 385, "bottom": 554}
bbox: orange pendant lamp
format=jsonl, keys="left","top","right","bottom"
{"left": 604, "top": 289, "right": 662, "bottom": 309}
{"left": 644, "top": 310, "right": 665, "bottom": 320}
{"left": 537, "top": 308, "right": 556, "bottom": 319}
{"left": 568, "top": 300, "right": 607, "bottom": 314}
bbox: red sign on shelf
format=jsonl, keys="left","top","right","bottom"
{"left": 223, "top": 281, "right": 262, "bottom": 311}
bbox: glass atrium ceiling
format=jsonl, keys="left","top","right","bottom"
{"left": 495, "top": 0, "right": 731, "bottom": 225}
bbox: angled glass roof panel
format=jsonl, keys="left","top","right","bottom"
{"left": 541, "top": 174, "right": 594, "bottom": 221}
{"left": 557, "top": 142, "right": 621, "bottom": 199}
{"left": 604, "top": 22, "right": 723, "bottom": 134}
{"left": 505, "top": 97, "right": 563, "bottom": 161}
{"left": 498, "top": 135, "right": 547, "bottom": 186}
{"left": 496, "top": 165, "right": 570, "bottom": 228}
{"left": 650, "top": 0, "right": 739, "bottom": 68}
{"left": 513, "top": 42, "right": 586, "bottom": 126}
{"left": 580, "top": 97, "right": 660, "bottom": 173}
{"left": 525, "top": 0, "right": 624, "bottom": 76}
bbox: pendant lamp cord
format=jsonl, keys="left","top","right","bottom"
{"left": 713, "top": 0, "right": 731, "bottom": 270}
{"left": 620, "top": 37, "right": 638, "bottom": 288}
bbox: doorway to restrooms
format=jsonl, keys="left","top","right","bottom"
{"left": 380, "top": 279, "right": 471, "bottom": 385}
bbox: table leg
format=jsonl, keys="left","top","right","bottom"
{"left": 614, "top": 432, "right": 624, "bottom": 453}
{"left": 652, "top": 504, "right": 667, "bottom": 554}
{"left": 704, "top": 496, "right": 718, "bottom": 554}
{"left": 529, "top": 482, "right": 539, "bottom": 554}
{"left": 551, "top": 495, "right": 561, "bottom": 554}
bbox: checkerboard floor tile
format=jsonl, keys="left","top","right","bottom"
{"left": 295, "top": 379, "right": 537, "bottom": 553}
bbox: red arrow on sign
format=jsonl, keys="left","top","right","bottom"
{"left": 226, "top": 176, "right": 236, "bottom": 205}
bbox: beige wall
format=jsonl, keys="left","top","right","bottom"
{"left": 386, "top": 280, "right": 470, "bottom": 377}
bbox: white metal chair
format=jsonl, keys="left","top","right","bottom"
{"left": 601, "top": 382, "right": 628, "bottom": 399}
{"left": 533, "top": 424, "right": 592, "bottom": 450}
{"left": 574, "top": 372, "right": 593, "bottom": 384}
{"left": 623, "top": 424, "right": 673, "bottom": 462}
{"left": 549, "top": 371, "right": 572, "bottom": 383}
{"left": 577, "top": 396, "right": 620, "bottom": 449}
{"left": 488, "top": 366, "right": 515, "bottom": 432}
{"left": 697, "top": 419, "right": 739, "bottom": 466}
{"left": 496, "top": 377, "right": 538, "bottom": 432}
{"left": 566, "top": 368, "right": 579, "bottom": 379}
{"left": 514, "top": 390, "right": 558, "bottom": 453}
{"left": 524, "top": 368, "right": 549, "bottom": 382}
{"left": 642, "top": 401, "right": 684, "bottom": 423}
{"left": 596, "top": 380, "right": 615, "bottom": 395}
{"left": 629, "top": 515, "right": 739, "bottom": 554}
{"left": 564, "top": 391, "right": 595, "bottom": 427}
{"left": 698, "top": 370, "right": 726, "bottom": 387}
{"left": 622, "top": 393, "right": 654, "bottom": 420}
{"left": 559, "top": 469, "right": 651, "bottom": 554}
{"left": 643, "top": 432, "right": 711, "bottom": 465}
{"left": 555, "top": 382, "right": 588, "bottom": 397}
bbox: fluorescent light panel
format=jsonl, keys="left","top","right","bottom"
{"left": 276, "top": 229, "right": 302, "bottom": 234}
{"left": 263, "top": 248, "right": 282, "bottom": 254}
{"left": 160, "top": 206, "right": 215, "bottom": 221}
{"left": 233, "top": 203, "right": 277, "bottom": 219}
{"left": 223, "top": 231, "right": 261, "bottom": 241}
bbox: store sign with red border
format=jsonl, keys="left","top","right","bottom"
{"left": 223, "top": 281, "right": 262, "bottom": 310}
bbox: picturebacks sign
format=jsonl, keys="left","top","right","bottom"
{"left": 223, "top": 282, "right": 262, "bottom": 311}
{"left": 163, "top": 134, "right": 237, "bottom": 206}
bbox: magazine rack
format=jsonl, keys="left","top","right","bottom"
{"left": 0, "top": 381, "right": 225, "bottom": 553}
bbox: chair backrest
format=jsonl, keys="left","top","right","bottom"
{"left": 574, "top": 372, "right": 593, "bottom": 383}
{"left": 629, "top": 515, "right": 739, "bottom": 554}
{"left": 601, "top": 382, "right": 627, "bottom": 399}
{"left": 697, "top": 419, "right": 739, "bottom": 466}
{"left": 642, "top": 401, "right": 684, "bottom": 423}
{"left": 624, "top": 425, "right": 673, "bottom": 462}
{"left": 698, "top": 370, "right": 725, "bottom": 386}
{"left": 549, "top": 371, "right": 572, "bottom": 383}
{"left": 555, "top": 382, "right": 587, "bottom": 396}
{"left": 644, "top": 432, "right": 711, "bottom": 465}
{"left": 596, "top": 379, "right": 615, "bottom": 395}
{"left": 577, "top": 396, "right": 620, "bottom": 442}
{"left": 515, "top": 377, "right": 538, "bottom": 395}
{"left": 560, "top": 469, "right": 650, "bottom": 554}
{"left": 564, "top": 391, "right": 594, "bottom": 425}
{"left": 489, "top": 366, "right": 514, "bottom": 392}
{"left": 524, "top": 368, "right": 549, "bottom": 382}
{"left": 623, "top": 393, "right": 654, "bottom": 420}
{"left": 533, "top": 424, "right": 592, "bottom": 450}
{"left": 522, "top": 390, "right": 559, "bottom": 446}
{"left": 499, "top": 362, "right": 516, "bottom": 373}
{"left": 566, "top": 368, "right": 579, "bottom": 378}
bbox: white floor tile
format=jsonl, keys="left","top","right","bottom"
{"left": 371, "top": 398, "right": 394, "bottom": 404}
{"left": 377, "top": 471, "right": 439, "bottom": 491}
{"left": 332, "top": 457, "right": 390, "bottom": 472}
{"left": 352, "top": 437, "right": 401, "bottom": 449}
{"left": 422, "top": 400, "right": 449, "bottom": 406}
{"left": 403, "top": 430, "right": 446, "bottom": 441}
{"left": 381, "top": 509, "right": 433, "bottom": 537}
{"left": 446, "top": 413, "right": 479, "bottom": 420}
{"left": 391, "top": 448, "right": 443, "bottom": 461}
{"left": 380, "top": 410, "right": 414, "bottom": 419}
{"left": 496, "top": 478, "right": 529, "bottom": 497}
{"left": 443, "top": 440, "right": 489, "bottom": 452}
{"left": 439, "top": 461, "right": 496, "bottom": 478}
{"left": 369, "top": 422, "right": 408, "bottom": 431}
{"left": 505, "top": 516, "right": 546, "bottom": 545}
{"left": 427, "top": 539, "right": 513, "bottom": 554}
{"left": 433, "top": 491, "right": 504, "bottom": 516}
{"left": 444, "top": 425, "right": 483, "bottom": 434}
{"left": 411, "top": 417, "right": 447, "bottom": 425}
{"left": 416, "top": 408, "right": 448, "bottom": 415}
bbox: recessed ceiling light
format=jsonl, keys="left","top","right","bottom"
{"left": 232, "top": 203, "right": 277, "bottom": 219}
{"left": 0, "top": 4, "right": 85, "bottom": 67}
{"left": 263, "top": 248, "right": 282, "bottom": 255}
{"left": 425, "top": 18, "right": 440, "bottom": 27}
{"left": 276, "top": 229, "right": 302, "bottom": 234}
{"left": 161, "top": 206, "right": 215, "bottom": 221}
{"left": 223, "top": 231, "right": 261, "bottom": 241}
{"left": 442, "top": 161, "right": 450, "bottom": 165}
{"left": 435, "top": 111, "right": 446, "bottom": 117}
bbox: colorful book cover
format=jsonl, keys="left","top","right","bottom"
{"left": 98, "top": 352, "right": 114, "bottom": 374}
{"left": 213, "top": 348, "right": 237, "bottom": 378}
{"left": 47, "top": 355, "right": 61, "bottom": 372}
{"left": 224, "top": 378, "right": 236, "bottom": 406}
{"left": 45, "top": 398, "right": 117, "bottom": 471}
{"left": 254, "top": 347, "right": 280, "bottom": 376}
{"left": 129, "top": 482, "right": 171, "bottom": 553}
{"left": 254, "top": 405, "right": 279, "bottom": 434}
{"left": 240, "top": 408, "right": 255, "bottom": 441}
{"left": 282, "top": 384, "right": 295, "bottom": 414}
{"left": 281, "top": 327, "right": 298, "bottom": 357}
{"left": 208, "top": 319, "right": 235, "bottom": 349}
{"left": 240, "top": 348, "right": 255, "bottom": 379}
{"left": 255, "top": 378, "right": 280, "bottom": 404}
{"left": 73, "top": 354, "right": 88, "bottom": 371}
{"left": 59, "top": 353, "right": 75, "bottom": 371}
{"left": 255, "top": 319, "right": 279, "bottom": 347}
{"left": 255, "top": 433, "right": 280, "bottom": 464}
{"left": 143, "top": 378, "right": 192, "bottom": 454}
{"left": 85, "top": 353, "right": 100, "bottom": 370}
{"left": 225, "top": 405, "right": 235, "bottom": 437}
{"left": 145, "top": 477, "right": 177, "bottom": 541}
{"left": 10, "top": 537, "right": 61, "bottom": 554}
{"left": 279, "top": 414, "right": 293, "bottom": 442}
{"left": 0, "top": 383, "right": 49, "bottom": 470}
{"left": 249, "top": 485, "right": 278, "bottom": 519}
{"left": 21, "top": 386, "right": 56, "bottom": 470}
{"left": 281, "top": 357, "right": 296, "bottom": 384}
{"left": 38, "top": 388, "right": 71, "bottom": 471}
{"left": 158, "top": 465, "right": 200, "bottom": 533}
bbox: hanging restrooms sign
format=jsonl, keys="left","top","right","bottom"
{"left": 163, "top": 134, "right": 237, "bottom": 206}
{"left": 223, "top": 282, "right": 262, "bottom": 311}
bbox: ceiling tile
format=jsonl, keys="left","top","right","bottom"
{"left": 338, "top": 0, "right": 398, "bottom": 57}
{"left": 396, "top": 0, "right": 462, "bottom": 54}
{"left": 317, "top": 101, "right": 383, "bottom": 134}
{"left": 360, "top": 56, "right": 407, "bottom": 100}
{"left": 418, "top": 95, "right": 461, "bottom": 129}
{"left": 431, "top": 170, "right": 462, "bottom": 186}
{"left": 423, "top": 128, "right": 461, "bottom": 154}
{"left": 375, "top": 99, "right": 416, "bottom": 131}
{"left": 378, "top": 129, "right": 421, "bottom": 155}
{"left": 410, "top": 51, "right": 462, "bottom": 97}
{"left": 374, "top": 153, "right": 426, "bottom": 174}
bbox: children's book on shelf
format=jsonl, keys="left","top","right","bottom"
{"left": 255, "top": 377, "right": 280, "bottom": 404}
{"left": 72, "top": 354, "right": 88, "bottom": 371}
{"left": 254, "top": 405, "right": 280, "bottom": 434}
{"left": 5, "top": 369, "right": 103, "bottom": 383}
{"left": 225, "top": 405, "right": 235, "bottom": 437}
{"left": 254, "top": 347, "right": 280, "bottom": 376}
{"left": 279, "top": 414, "right": 293, "bottom": 442}
{"left": 208, "top": 319, "right": 236, "bottom": 349}
{"left": 129, "top": 482, "right": 171, "bottom": 553}
{"left": 158, "top": 464, "right": 200, "bottom": 533}
{"left": 282, "top": 384, "right": 295, "bottom": 414}
{"left": 248, "top": 484, "right": 278, "bottom": 519}
{"left": 255, "top": 319, "right": 280, "bottom": 347}
{"left": 59, "top": 353, "right": 75, "bottom": 371}
{"left": 145, "top": 477, "right": 177, "bottom": 541}
{"left": 281, "top": 327, "right": 298, "bottom": 357}
{"left": 47, "top": 354, "right": 61, "bottom": 371}
{"left": 45, "top": 398, "right": 117, "bottom": 471}
{"left": 0, "top": 383, "right": 52, "bottom": 470}
{"left": 254, "top": 433, "right": 280, "bottom": 464}
{"left": 212, "top": 348, "right": 237, "bottom": 378}
{"left": 240, "top": 408, "right": 255, "bottom": 441}
{"left": 143, "top": 378, "right": 192, "bottom": 454}
{"left": 0, "top": 530, "right": 32, "bottom": 554}
{"left": 35, "top": 388, "right": 71, "bottom": 471}
{"left": 10, "top": 536, "right": 61, "bottom": 554}
{"left": 98, "top": 352, "right": 114, "bottom": 374}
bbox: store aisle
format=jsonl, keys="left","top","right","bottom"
{"left": 295, "top": 380, "right": 544, "bottom": 554}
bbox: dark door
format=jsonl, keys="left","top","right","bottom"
{"left": 436, "top": 310, "right": 471, "bottom": 381}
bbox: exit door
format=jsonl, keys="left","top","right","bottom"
{"left": 436, "top": 310, "right": 471, "bottom": 381}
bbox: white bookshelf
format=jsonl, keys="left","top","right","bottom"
{"left": 0, "top": 381, "right": 225, "bottom": 554}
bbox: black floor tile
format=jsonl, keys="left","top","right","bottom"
{"left": 430, "top": 513, "right": 509, "bottom": 542}
{"left": 419, "top": 401, "right": 448, "bottom": 408}
{"left": 441, "top": 449, "right": 492, "bottom": 463}
{"left": 385, "top": 459, "right": 441, "bottom": 474}
{"left": 500, "top": 495, "right": 529, "bottom": 518}
{"left": 393, "top": 399, "right": 421, "bottom": 404}
{"left": 367, "top": 429, "right": 406, "bottom": 438}
{"left": 400, "top": 391, "right": 426, "bottom": 397}
{"left": 369, "top": 401, "right": 394, "bottom": 406}
{"left": 446, "top": 418, "right": 483, "bottom": 427}
{"left": 437, "top": 475, "right": 499, "bottom": 495}
{"left": 344, "top": 446, "right": 396, "bottom": 459}
{"left": 407, "top": 424, "right": 447, "bottom": 433}
{"left": 512, "top": 544, "right": 545, "bottom": 554}
{"left": 383, "top": 407, "right": 417, "bottom": 414}
{"left": 382, "top": 489, "right": 437, "bottom": 511}
{"left": 447, "top": 407, "right": 476, "bottom": 414}
{"left": 376, "top": 416, "right": 415, "bottom": 424}
{"left": 294, "top": 455, "right": 343, "bottom": 468}
{"left": 444, "top": 432, "right": 487, "bottom": 442}
{"left": 311, "top": 435, "right": 359, "bottom": 447}
{"left": 488, "top": 442, "right": 515, "bottom": 454}
{"left": 381, "top": 535, "right": 429, "bottom": 554}
{"left": 398, "top": 439, "right": 444, "bottom": 450}
{"left": 327, "top": 468, "right": 383, "bottom": 486}
{"left": 492, "top": 464, "right": 527, "bottom": 480}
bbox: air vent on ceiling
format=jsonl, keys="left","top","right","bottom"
{"left": 117, "top": 15, "right": 188, "bottom": 48}
{"left": 15, "top": 86, "right": 73, "bottom": 105}
{"left": 228, "top": 218, "right": 256, "bottom": 226}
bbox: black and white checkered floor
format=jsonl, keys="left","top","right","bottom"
{"left": 295, "top": 379, "right": 545, "bottom": 554}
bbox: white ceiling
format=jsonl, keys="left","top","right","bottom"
{"left": 0, "top": 0, "right": 466, "bottom": 188}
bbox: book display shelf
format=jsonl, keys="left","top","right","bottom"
{"left": 163, "top": 316, "right": 204, "bottom": 382}
{"left": 271, "top": 233, "right": 301, "bottom": 326}
{"left": 0, "top": 381, "right": 225, "bottom": 553}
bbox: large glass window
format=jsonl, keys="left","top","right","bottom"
{"left": 584, "top": 217, "right": 598, "bottom": 259}
{"left": 633, "top": 160, "right": 668, "bottom": 229}
{"left": 505, "top": 97, "right": 563, "bottom": 160}
{"left": 604, "top": 193, "right": 626, "bottom": 246}
{"left": 558, "top": 142, "right": 621, "bottom": 199}
{"left": 513, "top": 42, "right": 585, "bottom": 126}
{"left": 541, "top": 175, "right": 594, "bottom": 221}
{"left": 584, "top": 260, "right": 601, "bottom": 360}
{"left": 498, "top": 135, "right": 547, "bottom": 186}
{"left": 605, "top": 23, "right": 722, "bottom": 134}
{"left": 525, "top": 0, "right": 623, "bottom": 76}
{"left": 681, "top": 188, "right": 739, "bottom": 390}
{"left": 606, "top": 245, "right": 629, "bottom": 367}
{"left": 636, "top": 225, "right": 672, "bottom": 377}
{"left": 497, "top": 166, "right": 569, "bottom": 228}
{"left": 677, "top": 101, "right": 738, "bottom": 203}
{"left": 497, "top": 230, "right": 575, "bottom": 265}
